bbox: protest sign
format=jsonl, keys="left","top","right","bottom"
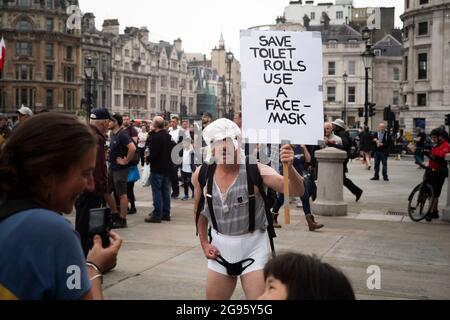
{"left": 240, "top": 30, "right": 324, "bottom": 145}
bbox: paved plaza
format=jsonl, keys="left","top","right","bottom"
{"left": 69, "top": 158, "right": 450, "bottom": 300}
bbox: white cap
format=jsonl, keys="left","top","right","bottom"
{"left": 17, "top": 105, "right": 34, "bottom": 117}
{"left": 203, "top": 118, "right": 242, "bottom": 151}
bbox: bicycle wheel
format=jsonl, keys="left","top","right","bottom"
{"left": 408, "top": 183, "right": 434, "bottom": 222}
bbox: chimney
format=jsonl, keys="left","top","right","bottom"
{"left": 174, "top": 38, "right": 182, "bottom": 52}
{"left": 102, "top": 19, "right": 119, "bottom": 35}
{"left": 140, "top": 27, "right": 149, "bottom": 44}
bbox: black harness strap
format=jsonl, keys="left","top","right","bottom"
{"left": 246, "top": 157, "right": 256, "bottom": 233}
{"left": 206, "top": 164, "right": 219, "bottom": 232}
{"left": 0, "top": 199, "right": 41, "bottom": 223}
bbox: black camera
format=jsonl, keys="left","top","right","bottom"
{"left": 88, "top": 207, "right": 112, "bottom": 249}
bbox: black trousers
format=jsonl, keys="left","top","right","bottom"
{"left": 75, "top": 192, "right": 104, "bottom": 257}
{"left": 138, "top": 147, "right": 146, "bottom": 167}
{"left": 127, "top": 182, "right": 136, "bottom": 209}
{"left": 181, "top": 171, "right": 194, "bottom": 197}
{"left": 344, "top": 172, "right": 362, "bottom": 196}
{"left": 170, "top": 165, "right": 180, "bottom": 196}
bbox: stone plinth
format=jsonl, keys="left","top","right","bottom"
{"left": 442, "top": 154, "right": 450, "bottom": 222}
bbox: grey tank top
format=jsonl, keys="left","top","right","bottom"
{"left": 202, "top": 164, "right": 267, "bottom": 236}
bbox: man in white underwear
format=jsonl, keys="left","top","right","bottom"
{"left": 193, "top": 119, "right": 305, "bottom": 300}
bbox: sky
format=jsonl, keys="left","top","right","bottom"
{"left": 79, "top": 0, "right": 404, "bottom": 60}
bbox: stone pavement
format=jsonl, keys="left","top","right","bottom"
{"left": 70, "top": 158, "right": 450, "bottom": 300}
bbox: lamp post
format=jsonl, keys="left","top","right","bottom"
{"left": 361, "top": 27, "right": 374, "bottom": 127}
{"left": 226, "top": 51, "right": 234, "bottom": 120}
{"left": 84, "top": 56, "right": 95, "bottom": 123}
{"left": 180, "top": 82, "right": 185, "bottom": 116}
{"left": 342, "top": 72, "right": 348, "bottom": 123}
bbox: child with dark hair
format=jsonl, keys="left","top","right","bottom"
{"left": 259, "top": 252, "right": 355, "bottom": 300}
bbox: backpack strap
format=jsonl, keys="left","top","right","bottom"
{"left": 246, "top": 156, "right": 256, "bottom": 233}
{"left": 195, "top": 163, "right": 217, "bottom": 235}
{"left": 246, "top": 157, "right": 277, "bottom": 258}
{"left": 206, "top": 164, "right": 219, "bottom": 232}
{"left": 0, "top": 199, "right": 41, "bottom": 223}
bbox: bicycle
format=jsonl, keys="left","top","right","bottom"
{"left": 408, "top": 163, "right": 434, "bottom": 222}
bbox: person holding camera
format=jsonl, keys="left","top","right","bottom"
{"left": 0, "top": 113, "right": 122, "bottom": 300}
{"left": 423, "top": 128, "right": 450, "bottom": 222}
{"left": 75, "top": 108, "right": 118, "bottom": 257}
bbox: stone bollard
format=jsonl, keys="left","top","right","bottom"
{"left": 442, "top": 154, "right": 450, "bottom": 222}
{"left": 312, "top": 147, "right": 348, "bottom": 216}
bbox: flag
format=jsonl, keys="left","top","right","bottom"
{"left": 0, "top": 37, "right": 5, "bottom": 71}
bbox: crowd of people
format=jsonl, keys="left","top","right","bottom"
{"left": 0, "top": 105, "right": 449, "bottom": 300}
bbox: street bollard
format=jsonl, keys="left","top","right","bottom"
{"left": 312, "top": 147, "right": 348, "bottom": 216}
{"left": 442, "top": 154, "right": 450, "bottom": 222}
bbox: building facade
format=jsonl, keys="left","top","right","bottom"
{"left": 372, "top": 35, "right": 403, "bottom": 128}
{"left": 0, "top": 0, "right": 82, "bottom": 115}
{"left": 400, "top": 0, "right": 450, "bottom": 133}
{"left": 81, "top": 13, "right": 112, "bottom": 111}
{"left": 106, "top": 21, "right": 196, "bottom": 120}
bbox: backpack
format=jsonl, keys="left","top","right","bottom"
{"left": 195, "top": 156, "right": 277, "bottom": 258}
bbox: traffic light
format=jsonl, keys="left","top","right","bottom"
{"left": 446, "top": 114, "right": 450, "bottom": 126}
{"left": 358, "top": 108, "right": 364, "bottom": 117}
{"left": 369, "top": 103, "right": 376, "bottom": 117}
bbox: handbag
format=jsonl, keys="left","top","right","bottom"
{"left": 128, "top": 165, "right": 140, "bottom": 183}
{"left": 141, "top": 163, "right": 151, "bottom": 187}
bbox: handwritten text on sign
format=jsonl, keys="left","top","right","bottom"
{"left": 240, "top": 31, "right": 324, "bottom": 145}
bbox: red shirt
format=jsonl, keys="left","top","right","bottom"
{"left": 429, "top": 140, "right": 450, "bottom": 170}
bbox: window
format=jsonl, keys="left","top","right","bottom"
{"left": 46, "top": 89, "right": 53, "bottom": 108}
{"left": 16, "top": 42, "right": 32, "bottom": 57}
{"left": 46, "top": 43, "right": 54, "bottom": 59}
{"left": 348, "top": 86, "right": 356, "bottom": 103}
{"left": 189, "top": 81, "right": 193, "bottom": 91}
{"left": 151, "top": 97, "right": 156, "bottom": 109}
{"left": 328, "top": 62, "right": 336, "bottom": 76}
{"left": 327, "top": 87, "right": 336, "bottom": 102}
{"left": 16, "top": 20, "right": 32, "bottom": 31}
{"left": 125, "top": 49, "right": 130, "bottom": 57}
{"left": 66, "top": 47, "right": 73, "bottom": 60}
{"left": 115, "top": 95, "right": 121, "bottom": 107}
{"left": 310, "top": 12, "right": 315, "bottom": 20}
{"left": 393, "top": 67, "right": 400, "bottom": 81}
{"left": 403, "top": 26, "right": 409, "bottom": 39}
{"left": 16, "top": 88, "right": 34, "bottom": 107}
{"left": 404, "top": 56, "right": 408, "bottom": 81}
{"left": 418, "top": 53, "right": 427, "bottom": 80}
{"left": 161, "top": 76, "right": 167, "bottom": 88}
{"left": 16, "top": 64, "right": 32, "bottom": 80}
{"left": 46, "top": 18, "right": 54, "bottom": 31}
{"left": 418, "top": 22, "right": 428, "bottom": 36}
{"left": 124, "top": 62, "right": 130, "bottom": 70}
{"left": 336, "top": 11, "right": 343, "bottom": 20}
{"left": 46, "top": 65, "right": 53, "bottom": 81}
{"left": 406, "top": 0, "right": 409, "bottom": 9}
{"left": 348, "top": 61, "right": 356, "bottom": 75}
{"left": 419, "top": 0, "right": 428, "bottom": 4}
{"left": 170, "top": 95, "right": 178, "bottom": 112}
{"left": 115, "top": 76, "right": 121, "bottom": 89}
{"left": 151, "top": 78, "right": 157, "bottom": 93}
{"left": 393, "top": 91, "right": 400, "bottom": 105}
{"left": 417, "top": 93, "right": 427, "bottom": 106}
{"left": 64, "top": 90, "right": 75, "bottom": 110}
{"left": 18, "top": 0, "right": 31, "bottom": 7}
{"left": 189, "top": 97, "right": 194, "bottom": 114}
{"left": 170, "top": 77, "right": 178, "bottom": 89}
{"left": 64, "top": 66, "right": 74, "bottom": 82}
{"left": 160, "top": 94, "right": 166, "bottom": 110}
{"left": 46, "top": 0, "right": 54, "bottom": 9}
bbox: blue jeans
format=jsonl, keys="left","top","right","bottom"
{"left": 374, "top": 151, "right": 388, "bottom": 179}
{"left": 415, "top": 147, "right": 425, "bottom": 164}
{"left": 150, "top": 173, "right": 171, "bottom": 219}
{"left": 272, "top": 172, "right": 311, "bottom": 216}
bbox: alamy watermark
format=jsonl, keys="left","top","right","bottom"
{"left": 366, "top": 265, "right": 381, "bottom": 290}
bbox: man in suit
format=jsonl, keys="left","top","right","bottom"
{"left": 371, "top": 123, "right": 391, "bottom": 182}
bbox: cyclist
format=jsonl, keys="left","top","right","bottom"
{"left": 423, "top": 128, "right": 450, "bottom": 222}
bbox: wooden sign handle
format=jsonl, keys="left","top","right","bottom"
{"left": 283, "top": 163, "right": 291, "bottom": 225}
{"left": 281, "top": 140, "right": 291, "bottom": 225}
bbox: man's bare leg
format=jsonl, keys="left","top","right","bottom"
{"left": 240, "top": 270, "right": 265, "bottom": 300}
{"left": 206, "top": 270, "right": 238, "bottom": 300}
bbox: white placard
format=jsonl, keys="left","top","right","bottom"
{"left": 240, "top": 30, "right": 324, "bottom": 145}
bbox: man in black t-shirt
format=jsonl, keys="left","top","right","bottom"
{"left": 107, "top": 114, "right": 136, "bottom": 229}
{"left": 414, "top": 127, "right": 426, "bottom": 166}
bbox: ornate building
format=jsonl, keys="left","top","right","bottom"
{"left": 81, "top": 12, "right": 112, "bottom": 110}
{"left": 0, "top": 0, "right": 82, "bottom": 115}
{"left": 106, "top": 21, "right": 196, "bottom": 119}
{"left": 400, "top": 0, "right": 450, "bottom": 133}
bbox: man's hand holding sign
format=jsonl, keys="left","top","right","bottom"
{"left": 241, "top": 30, "right": 324, "bottom": 224}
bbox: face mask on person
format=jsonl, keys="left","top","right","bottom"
{"left": 215, "top": 255, "right": 255, "bottom": 277}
